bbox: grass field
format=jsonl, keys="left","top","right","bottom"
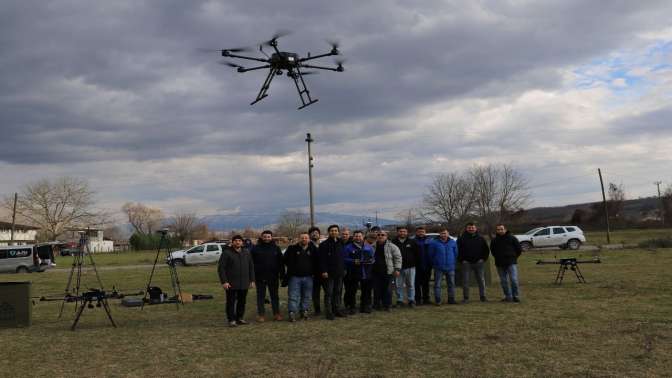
{"left": 1, "top": 242, "right": 671, "bottom": 377}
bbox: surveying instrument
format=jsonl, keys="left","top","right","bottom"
{"left": 59, "top": 230, "right": 116, "bottom": 330}
{"left": 141, "top": 229, "right": 183, "bottom": 310}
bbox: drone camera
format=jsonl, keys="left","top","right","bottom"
{"left": 157, "top": 228, "right": 169, "bottom": 235}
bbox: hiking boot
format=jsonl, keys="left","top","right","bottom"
{"left": 237, "top": 320, "right": 249, "bottom": 325}
{"left": 288, "top": 312, "right": 297, "bottom": 322}
{"left": 396, "top": 301, "right": 404, "bottom": 308}
{"left": 408, "top": 301, "right": 416, "bottom": 308}
{"left": 434, "top": 301, "right": 441, "bottom": 307}
{"left": 300, "top": 311, "right": 310, "bottom": 320}
{"left": 326, "top": 313, "right": 335, "bottom": 320}
{"left": 462, "top": 298, "right": 469, "bottom": 304}
{"left": 335, "top": 311, "right": 347, "bottom": 318}
{"left": 228, "top": 321, "right": 238, "bottom": 328}
{"left": 256, "top": 315, "right": 266, "bottom": 323}
{"left": 274, "top": 313, "right": 283, "bottom": 321}
{"left": 348, "top": 307, "right": 356, "bottom": 315}
{"left": 447, "top": 298, "right": 457, "bottom": 305}
{"left": 513, "top": 297, "right": 521, "bottom": 303}
{"left": 501, "top": 297, "right": 513, "bottom": 302}
{"left": 480, "top": 296, "right": 487, "bottom": 302}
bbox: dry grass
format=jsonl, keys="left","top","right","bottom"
{"left": 1, "top": 243, "right": 671, "bottom": 377}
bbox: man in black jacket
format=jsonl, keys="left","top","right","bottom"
{"left": 318, "top": 224, "right": 346, "bottom": 320}
{"left": 457, "top": 222, "right": 490, "bottom": 303}
{"left": 218, "top": 235, "right": 255, "bottom": 327}
{"left": 308, "top": 226, "right": 324, "bottom": 315}
{"left": 284, "top": 232, "right": 317, "bottom": 321}
{"left": 490, "top": 224, "right": 522, "bottom": 303}
{"left": 251, "top": 230, "right": 285, "bottom": 322}
{"left": 392, "top": 226, "right": 420, "bottom": 308}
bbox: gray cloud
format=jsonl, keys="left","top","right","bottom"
{"left": 1, "top": 1, "right": 672, "bottom": 218}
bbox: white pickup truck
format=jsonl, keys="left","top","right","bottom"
{"left": 165, "top": 242, "right": 228, "bottom": 266}
{"left": 515, "top": 226, "right": 586, "bottom": 251}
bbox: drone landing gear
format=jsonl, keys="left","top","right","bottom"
{"left": 250, "top": 68, "right": 276, "bottom": 105}
{"left": 71, "top": 289, "right": 117, "bottom": 331}
{"left": 290, "top": 69, "right": 318, "bottom": 110}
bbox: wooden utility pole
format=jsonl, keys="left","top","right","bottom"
{"left": 654, "top": 181, "right": 664, "bottom": 226}
{"left": 598, "top": 168, "right": 611, "bottom": 243}
{"left": 305, "top": 133, "right": 315, "bottom": 227}
{"left": 10, "top": 192, "right": 18, "bottom": 245}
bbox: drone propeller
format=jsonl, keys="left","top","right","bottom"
{"left": 219, "top": 61, "right": 244, "bottom": 69}
{"left": 198, "top": 47, "right": 250, "bottom": 53}
{"left": 326, "top": 39, "right": 341, "bottom": 55}
{"left": 264, "top": 29, "right": 292, "bottom": 46}
{"left": 300, "top": 71, "right": 318, "bottom": 76}
{"left": 334, "top": 58, "right": 346, "bottom": 72}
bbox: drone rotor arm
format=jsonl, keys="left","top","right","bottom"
{"left": 222, "top": 52, "right": 269, "bottom": 63}
{"left": 238, "top": 64, "right": 272, "bottom": 73}
{"left": 301, "top": 63, "right": 343, "bottom": 72}
{"left": 298, "top": 51, "right": 337, "bottom": 62}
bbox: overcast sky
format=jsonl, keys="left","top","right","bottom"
{"left": 1, "top": 1, "right": 671, "bottom": 223}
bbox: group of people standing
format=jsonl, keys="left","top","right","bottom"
{"left": 217, "top": 222, "right": 523, "bottom": 327}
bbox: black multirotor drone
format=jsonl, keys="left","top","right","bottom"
{"left": 209, "top": 31, "right": 345, "bottom": 109}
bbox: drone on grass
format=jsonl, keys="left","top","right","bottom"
{"left": 205, "top": 31, "right": 345, "bottom": 109}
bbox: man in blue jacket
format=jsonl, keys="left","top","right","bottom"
{"left": 342, "top": 230, "right": 375, "bottom": 314}
{"left": 429, "top": 228, "right": 458, "bottom": 305}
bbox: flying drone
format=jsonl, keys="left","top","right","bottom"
{"left": 209, "top": 31, "right": 345, "bottom": 109}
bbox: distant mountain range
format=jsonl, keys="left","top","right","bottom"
{"left": 201, "top": 212, "right": 398, "bottom": 231}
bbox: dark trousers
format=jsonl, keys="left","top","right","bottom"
{"left": 415, "top": 267, "right": 432, "bottom": 304}
{"left": 225, "top": 289, "right": 248, "bottom": 322}
{"left": 372, "top": 272, "right": 392, "bottom": 309}
{"left": 324, "top": 275, "right": 343, "bottom": 316}
{"left": 343, "top": 275, "right": 360, "bottom": 309}
{"left": 256, "top": 279, "right": 279, "bottom": 316}
{"left": 312, "top": 275, "right": 326, "bottom": 312}
{"left": 360, "top": 279, "right": 373, "bottom": 311}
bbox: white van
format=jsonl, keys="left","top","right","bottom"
{"left": 0, "top": 245, "right": 49, "bottom": 273}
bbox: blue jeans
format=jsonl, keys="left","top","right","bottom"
{"left": 462, "top": 261, "right": 486, "bottom": 299}
{"left": 496, "top": 264, "right": 520, "bottom": 299}
{"left": 434, "top": 269, "right": 456, "bottom": 303}
{"left": 288, "top": 276, "right": 313, "bottom": 313}
{"left": 395, "top": 267, "right": 416, "bottom": 303}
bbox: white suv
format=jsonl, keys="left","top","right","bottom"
{"left": 166, "top": 242, "right": 228, "bottom": 266}
{"left": 515, "top": 226, "right": 586, "bottom": 251}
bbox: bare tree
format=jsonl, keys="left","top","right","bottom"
{"left": 662, "top": 184, "right": 672, "bottom": 226}
{"left": 121, "top": 202, "right": 164, "bottom": 236}
{"left": 470, "top": 164, "right": 530, "bottom": 235}
{"left": 2, "top": 177, "right": 99, "bottom": 240}
{"left": 274, "top": 210, "right": 310, "bottom": 239}
{"left": 421, "top": 172, "right": 476, "bottom": 229}
{"left": 168, "top": 212, "right": 198, "bottom": 245}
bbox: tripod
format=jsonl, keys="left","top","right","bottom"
{"left": 58, "top": 231, "right": 116, "bottom": 330}
{"left": 141, "top": 230, "right": 183, "bottom": 310}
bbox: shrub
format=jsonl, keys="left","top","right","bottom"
{"left": 638, "top": 237, "right": 672, "bottom": 249}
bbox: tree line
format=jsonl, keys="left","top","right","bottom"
{"left": 3, "top": 171, "right": 672, "bottom": 246}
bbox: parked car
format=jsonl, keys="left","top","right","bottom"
{"left": 165, "top": 242, "right": 228, "bottom": 266}
{"left": 515, "top": 226, "right": 586, "bottom": 251}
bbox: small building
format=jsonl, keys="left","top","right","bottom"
{"left": 0, "top": 221, "right": 39, "bottom": 246}
{"left": 64, "top": 228, "right": 114, "bottom": 253}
